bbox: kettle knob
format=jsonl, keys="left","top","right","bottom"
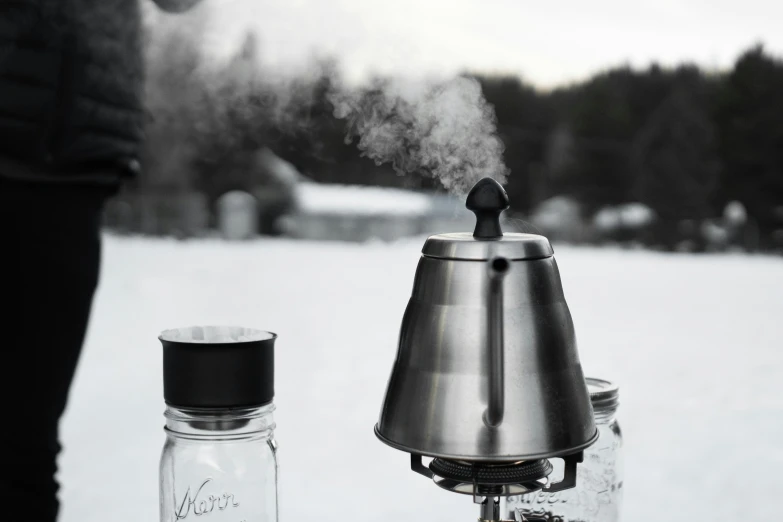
{"left": 466, "top": 177, "right": 509, "bottom": 239}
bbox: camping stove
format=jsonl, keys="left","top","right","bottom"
{"left": 408, "top": 452, "right": 584, "bottom": 521}
{"left": 374, "top": 177, "right": 597, "bottom": 522}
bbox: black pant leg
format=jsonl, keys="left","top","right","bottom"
{"left": 0, "top": 179, "right": 107, "bottom": 521}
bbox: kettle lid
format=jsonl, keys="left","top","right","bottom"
{"left": 422, "top": 177, "right": 554, "bottom": 261}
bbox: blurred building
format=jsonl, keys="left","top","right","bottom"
{"left": 102, "top": 148, "right": 298, "bottom": 239}
{"left": 592, "top": 203, "right": 656, "bottom": 246}
{"left": 103, "top": 188, "right": 209, "bottom": 238}
{"left": 277, "top": 181, "right": 473, "bottom": 242}
{"left": 216, "top": 191, "right": 258, "bottom": 240}
{"left": 102, "top": 147, "right": 480, "bottom": 242}
{"left": 528, "top": 196, "right": 589, "bottom": 243}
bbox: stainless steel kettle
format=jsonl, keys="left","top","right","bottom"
{"left": 375, "top": 178, "right": 597, "bottom": 462}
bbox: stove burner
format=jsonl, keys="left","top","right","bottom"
{"left": 410, "top": 455, "right": 552, "bottom": 498}
{"left": 410, "top": 451, "right": 584, "bottom": 501}
{"left": 429, "top": 458, "right": 553, "bottom": 486}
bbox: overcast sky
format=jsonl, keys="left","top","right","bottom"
{"left": 154, "top": 0, "right": 783, "bottom": 88}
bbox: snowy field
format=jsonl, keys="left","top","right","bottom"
{"left": 59, "top": 235, "right": 783, "bottom": 522}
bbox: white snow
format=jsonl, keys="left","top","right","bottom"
{"left": 59, "top": 236, "right": 783, "bottom": 522}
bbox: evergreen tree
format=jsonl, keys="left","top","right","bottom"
{"left": 632, "top": 87, "right": 721, "bottom": 245}
{"left": 558, "top": 70, "right": 636, "bottom": 213}
{"left": 475, "top": 75, "right": 554, "bottom": 212}
{"left": 715, "top": 45, "right": 783, "bottom": 245}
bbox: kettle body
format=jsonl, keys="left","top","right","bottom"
{"left": 375, "top": 179, "right": 597, "bottom": 461}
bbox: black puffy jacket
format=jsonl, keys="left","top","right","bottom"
{"left": 0, "top": 0, "right": 199, "bottom": 185}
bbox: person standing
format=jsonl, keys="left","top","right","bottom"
{"left": 0, "top": 0, "right": 201, "bottom": 519}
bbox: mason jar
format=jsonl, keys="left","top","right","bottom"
{"left": 506, "top": 378, "right": 623, "bottom": 522}
{"left": 158, "top": 326, "right": 279, "bottom": 522}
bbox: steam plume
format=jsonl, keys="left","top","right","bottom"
{"left": 330, "top": 76, "right": 509, "bottom": 194}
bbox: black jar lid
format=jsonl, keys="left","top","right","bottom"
{"left": 160, "top": 326, "right": 276, "bottom": 408}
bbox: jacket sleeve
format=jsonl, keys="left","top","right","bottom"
{"left": 151, "top": 0, "right": 204, "bottom": 14}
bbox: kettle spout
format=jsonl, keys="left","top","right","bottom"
{"left": 484, "top": 256, "right": 509, "bottom": 428}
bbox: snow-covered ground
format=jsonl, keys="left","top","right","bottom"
{"left": 59, "top": 236, "right": 783, "bottom": 522}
